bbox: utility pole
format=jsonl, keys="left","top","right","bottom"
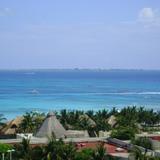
{"left": 7, "top": 149, "right": 15, "bottom": 160}
{"left": 2, "top": 153, "right": 5, "bottom": 160}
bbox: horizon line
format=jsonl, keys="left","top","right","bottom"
{"left": 0, "top": 68, "right": 160, "bottom": 71}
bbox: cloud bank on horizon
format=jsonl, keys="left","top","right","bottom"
{"left": 0, "top": 0, "right": 160, "bottom": 69}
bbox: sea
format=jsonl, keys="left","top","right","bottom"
{"left": 0, "top": 69, "right": 160, "bottom": 119}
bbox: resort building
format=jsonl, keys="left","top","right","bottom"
{"left": 36, "top": 112, "right": 66, "bottom": 139}
{"left": 0, "top": 116, "right": 23, "bottom": 138}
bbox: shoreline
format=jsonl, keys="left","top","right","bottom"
{"left": 2, "top": 105, "right": 160, "bottom": 120}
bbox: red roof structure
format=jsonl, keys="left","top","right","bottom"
{"left": 150, "top": 136, "right": 160, "bottom": 141}
{"left": 76, "top": 141, "right": 128, "bottom": 154}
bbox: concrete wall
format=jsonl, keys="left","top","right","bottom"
{"left": 99, "top": 131, "right": 110, "bottom": 137}
{"left": 151, "top": 139, "right": 160, "bottom": 150}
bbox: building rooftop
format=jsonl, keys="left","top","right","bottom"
{"left": 75, "top": 141, "right": 128, "bottom": 154}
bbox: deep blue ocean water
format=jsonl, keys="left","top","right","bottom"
{"left": 0, "top": 69, "right": 160, "bottom": 119}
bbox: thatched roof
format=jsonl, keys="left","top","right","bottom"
{"left": 79, "top": 114, "right": 96, "bottom": 127}
{"left": 35, "top": 112, "right": 66, "bottom": 138}
{"left": 0, "top": 116, "right": 23, "bottom": 135}
{"left": 107, "top": 115, "right": 117, "bottom": 127}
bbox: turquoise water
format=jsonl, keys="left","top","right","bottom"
{"left": 0, "top": 70, "right": 160, "bottom": 119}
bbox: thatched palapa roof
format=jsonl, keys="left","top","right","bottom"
{"left": 79, "top": 114, "right": 96, "bottom": 127}
{"left": 0, "top": 116, "right": 23, "bottom": 135}
{"left": 107, "top": 115, "right": 117, "bottom": 128}
{"left": 35, "top": 112, "right": 66, "bottom": 138}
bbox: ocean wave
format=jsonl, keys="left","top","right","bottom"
{"left": 136, "top": 92, "right": 160, "bottom": 95}
{"left": 24, "top": 72, "right": 35, "bottom": 75}
{"left": 102, "top": 92, "right": 160, "bottom": 95}
{"left": 28, "top": 89, "right": 39, "bottom": 94}
{"left": 40, "top": 92, "right": 160, "bottom": 96}
{"left": 2, "top": 91, "right": 160, "bottom": 96}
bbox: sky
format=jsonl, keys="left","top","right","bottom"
{"left": 0, "top": 0, "right": 160, "bottom": 70}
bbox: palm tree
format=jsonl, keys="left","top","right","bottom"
{"left": 79, "top": 117, "right": 90, "bottom": 130}
{"left": 19, "top": 112, "right": 35, "bottom": 133}
{"left": 44, "top": 136, "right": 76, "bottom": 160}
{"left": 130, "top": 146, "right": 160, "bottom": 160}
{"left": 19, "top": 111, "right": 45, "bottom": 133}
{"left": 44, "top": 136, "right": 63, "bottom": 160}
{"left": 58, "top": 142, "right": 77, "bottom": 160}
{"left": 132, "top": 137, "right": 152, "bottom": 150}
{"left": 86, "top": 110, "right": 94, "bottom": 119}
{"left": 0, "top": 114, "right": 6, "bottom": 127}
{"left": 31, "top": 146, "right": 44, "bottom": 160}
{"left": 92, "top": 143, "right": 106, "bottom": 160}
{"left": 75, "top": 148, "right": 94, "bottom": 160}
{"left": 109, "top": 107, "right": 118, "bottom": 116}
{"left": 131, "top": 146, "right": 148, "bottom": 160}
{"left": 95, "top": 118, "right": 111, "bottom": 133}
{"left": 14, "top": 138, "right": 32, "bottom": 160}
{"left": 60, "top": 109, "right": 68, "bottom": 126}
{"left": 95, "top": 109, "right": 109, "bottom": 120}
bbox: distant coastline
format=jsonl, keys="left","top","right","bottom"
{"left": 0, "top": 68, "right": 160, "bottom": 72}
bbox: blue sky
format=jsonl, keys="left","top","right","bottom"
{"left": 0, "top": 0, "right": 160, "bottom": 69}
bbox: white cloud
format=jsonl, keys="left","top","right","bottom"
{"left": 0, "top": 7, "right": 12, "bottom": 16}
{"left": 139, "top": 8, "right": 155, "bottom": 20}
{"left": 137, "top": 7, "right": 160, "bottom": 28}
{"left": 122, "top": 7, "right": 160, "bottom": 28}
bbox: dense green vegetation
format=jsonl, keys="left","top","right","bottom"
{"left": 57, "top": 106, "right": 160, "bottom": 140}
{"left": 111, "top": 127, "right": 135, "bottom": 140}
{"left": 131, "top": 146, "right": 160, "bottom": 160}
{"left": 12, "top": 137, "right": 112, "bottom": 160}
{"left": 0, "top": 143, "right": 12, "bottom": 153}
{"left": 1, "top": 138, "right": 160, "bottom": 160}
{"left": 5, "top": 106, "right": 160, "bottom": 139}
{"left": 132, "top": 137, "right": 152, "bottom": 150}
{"left": 0, "top": 143, "right": 13, "bottom": 160}
{"left": 1, "top": 106, "right": 160, "bottom": 159}
{"left": 58, "top": 109, "right": 111, "bottom": 136}
{"left": 59, "top": 106, "right": 160, "bottom": 127}
{"left": 18, "top": 111, "right": 45, "bottom": 133}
